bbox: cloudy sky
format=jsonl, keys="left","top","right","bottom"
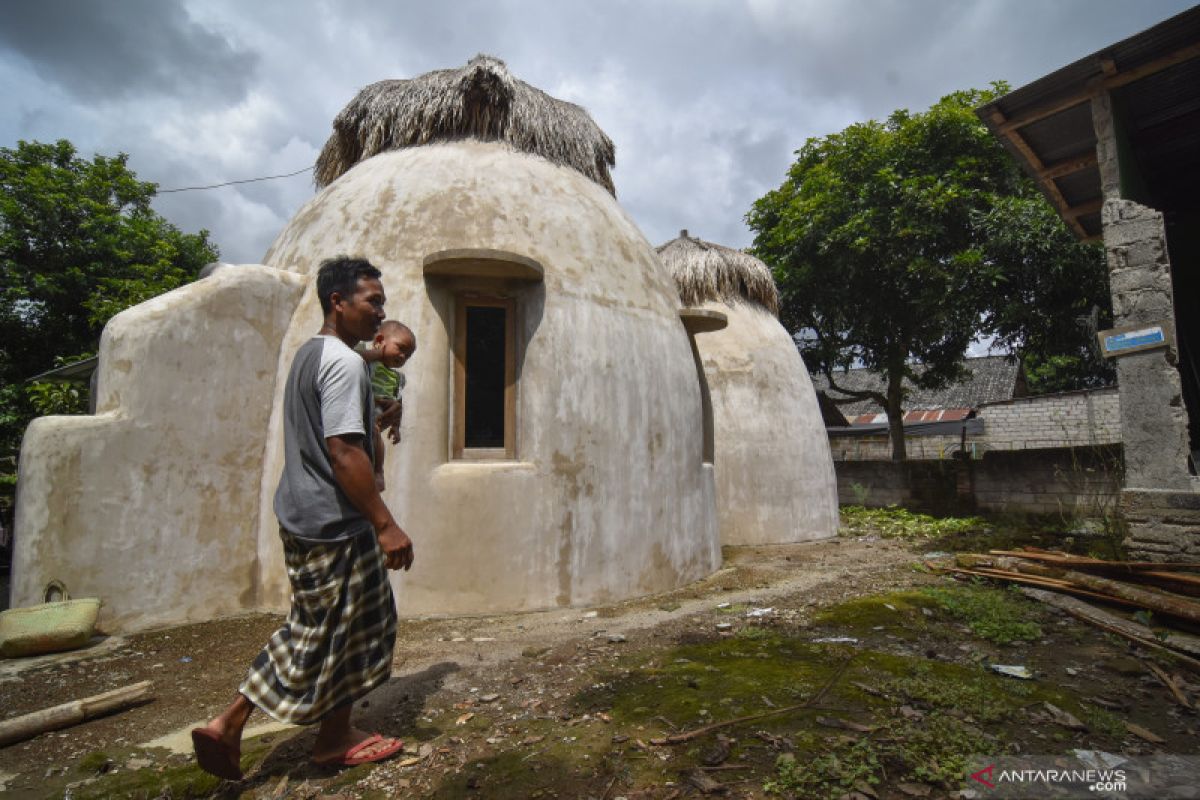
{"left": 0, "top": 1, "right": 1193, "bottom": 264}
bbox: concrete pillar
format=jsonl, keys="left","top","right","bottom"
{"left": 1101, "top": 200, "right": 1192, "bottom": 491}
{"left": 1093, "top": 91, "right": 1199, "bottom": 559}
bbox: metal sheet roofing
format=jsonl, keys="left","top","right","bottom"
{"left": 977, "top": 6, "right": 1200, "bottom": 238}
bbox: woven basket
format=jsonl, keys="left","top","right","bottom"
{"left": 0, "top": 599, "right": 101, "bottom": 658}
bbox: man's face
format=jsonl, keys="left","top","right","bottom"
{"left": 378, "top": 331, "right": 417, "bottom": 369}
{"left": 333, "top": 277, "right": 386, "bottom": 342}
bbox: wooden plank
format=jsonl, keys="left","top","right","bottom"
{"left": 997, "top": 129, "right": 1089, "bottom": 238}
{"left": 937, "top": 564, "right": 1144, "bottom": 608}
{"left": 997, "top": 42, "right": 1200, "bottom": 135}
{"left": 1065, "top": 198, "right": 1104, "bottom": 219}
{"left": 1020, "top": 588, "right": 1200, "bottom": 672}
{"left": 1105, "top": 41, "right": 1200, "bottom": 90}
{"left": 990, "top": 550, "right": 1200, "bottom": 571}
{"left": 1039, "top": 152, "right": 1097, "bottom": 180}
{"left": 452, "top": 295, "right": 467, "bottom": 459}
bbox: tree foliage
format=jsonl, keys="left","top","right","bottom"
{"left": 0, "top": 139, "right": 218, "bottom": 457}
{"left": 748, "top": 86, "right": 1111, "bottom": 459}
{"left": 974, "top": 195, "right": 1113, "bottom": 393}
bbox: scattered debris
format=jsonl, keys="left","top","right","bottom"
{"left": 1042, "top": 702, "right": 1086, "bottom": 731}
{"left": 989, "top": 665, "right": 1033, "bottom": 680}
{"left": 1126, "top": 722, "right": 1166, "bottom": 744}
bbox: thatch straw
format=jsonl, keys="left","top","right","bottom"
{"left": 656, "top": 230, "right": 780, "bottom": 315}
{"left": 314, "top": 54, "right": 616, "bottom": 194}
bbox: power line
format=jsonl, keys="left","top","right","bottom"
{"left": 157, "top": 166, "right": 313, "bottom": 193}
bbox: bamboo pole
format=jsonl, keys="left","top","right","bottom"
{"left": 0, "top": 681, "right": 153, "bottom": 747}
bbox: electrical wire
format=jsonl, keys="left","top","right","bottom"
{"left": 156, "top": 166, "right": 313, "bottom": 193}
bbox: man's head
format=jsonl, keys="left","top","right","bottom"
{"left": 373, "top": 320, "right": 417, "bottom": 369}
{"left": 316, "top": 256, "right": 385, "bottom": 342}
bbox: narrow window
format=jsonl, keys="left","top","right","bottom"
{"left": 454, "top": 295, "right": 516, "bottom": 459}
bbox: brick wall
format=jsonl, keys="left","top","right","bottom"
{"left": 979, "top": 388, "right": 1121, "bottom": 450}
{"left": 835, "top": 446, "right": 1123, "bottom": 518}
{"left": 827, "top": 387, "right": 1121, "bottom": 461}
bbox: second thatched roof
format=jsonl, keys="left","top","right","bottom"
{"left": 314, "top": 54, "right": 616, "bottom": 193}
{"left": 656, "top": 231, "right": 780, "bottom": 315}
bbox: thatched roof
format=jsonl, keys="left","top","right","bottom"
{"left": 655, "top": 230, "right": 780, "bottom": 314}
{"left": 314, "top": 54, "right": 616, "bottom": 193}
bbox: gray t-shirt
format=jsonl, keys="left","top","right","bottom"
{"left": 274, "top": 335, "right": 377, "bottom": 542}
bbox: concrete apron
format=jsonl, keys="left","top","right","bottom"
{"left": 142, "top": 720, "right": 297, "bottom": 755}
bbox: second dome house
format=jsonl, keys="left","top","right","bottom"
{"left": 656, "top": 232, "right": 839, "bottom": 546}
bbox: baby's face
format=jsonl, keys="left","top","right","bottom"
{"left": 377, "top": 332, "right": 416, "bottom": 368}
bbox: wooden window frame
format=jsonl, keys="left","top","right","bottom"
{"left": 453, "top": 293, "right": 517, "bottom": 460}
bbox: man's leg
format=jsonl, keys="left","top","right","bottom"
{"left": 192, "top": 693, "right": 254, "bottom": 779}
{"left": 311, "top": 701, "right": 402, "bottom": 765}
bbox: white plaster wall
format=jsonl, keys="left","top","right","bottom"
{"left": 695, "top": 301, "right": 839, "bottom": 545}
{"left": 11, "top": 267, "right": 306, "bottom": 631}
{"left": 258, "top": 141, "right": 721, "bottom": 616}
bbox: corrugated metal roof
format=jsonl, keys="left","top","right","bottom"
{"left": 811, "top": 355, "right": 1022, "bottom": 420}
{"left": 977, "top": 5, "right": 1200, "bottom": 235}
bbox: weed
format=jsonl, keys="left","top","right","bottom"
{"left": 75, "top": 751, "right": 113, "bottom": 776}
{"left": 922, "top": 585, "right": 1043, "bottom": 645}
{"left": 881, "top": 662, "right": 1026, "bottom": 723}
{"left": 839, "top": 506, "right": 988, "bottom": 540}
{"left": 887, "top": 713, "right": 994, "bottom": 785}
{"left": 1081, "top": 704, "right": 1126, "bottom": 739}
{"left": 735, "top": 626, "right": 773, "bottom": 640}
{"left": 766, "top": 739, "right": 881, "bottom": 799}
{"left": 764, "top": 712, "right": 995, "bottom": 797}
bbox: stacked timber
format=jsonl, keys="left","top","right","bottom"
{"left": 930, "top": 548, "right": 1200, "bottom": 672}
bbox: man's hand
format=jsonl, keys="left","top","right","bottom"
{"left": 377, "top": 520, "right": 414, "bottom": 571}
{"left": 376, "top": 398, "right": 403, "bottom": 444}
{"left": 327, "top": 433, "right": 412, "bottom": 572}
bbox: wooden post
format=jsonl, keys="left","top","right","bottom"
{"left": 0, "top": 681, "right": 153, "bottom": 747}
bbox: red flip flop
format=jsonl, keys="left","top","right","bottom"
{"left": 191, "top": 727, "right": 244, "bottom": 781}
{"left": 314, "top": 733, "right": 404, "bottom": 767}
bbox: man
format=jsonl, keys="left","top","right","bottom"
{"left": 192, "top": 256, "right": 414, "bottom": 779}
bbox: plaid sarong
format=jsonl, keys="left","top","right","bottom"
{"left": 240, "top": 528, "right": 397, "bottom": 725}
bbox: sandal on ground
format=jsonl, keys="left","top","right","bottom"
{"left": 312, "top": 733, "right": 404, "bottom": 768}
{"left": 191, "top": 727, "right": 244, "bottom": 781}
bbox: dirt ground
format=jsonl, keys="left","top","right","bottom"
{"left": 1, "top": 524, "right": 1198, "bottom": 799}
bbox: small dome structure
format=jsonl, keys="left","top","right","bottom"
{"left": 656, "top": 231, "right": 838, "bottom": 545}
{"left": 259, "top": 57, "right": 721, "bottom": 616}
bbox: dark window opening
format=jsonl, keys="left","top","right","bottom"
{"left": 464, "top": 305, "right": 507, "bottom": 448}
{"left": 453, "top": 295, "right": 516, "bottom": 459}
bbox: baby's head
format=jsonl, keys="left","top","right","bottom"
{"left": 373, "top": 320, "right": 417, "bottom": 368}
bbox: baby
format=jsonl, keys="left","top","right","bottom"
{"left": 361, "top": 320, "right": 417, "bottom": 490}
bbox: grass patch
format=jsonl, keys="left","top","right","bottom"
{"left": 811, "top": 590, "right": 939, "bottom": 639}
{"left": 921, "top": 584, "right": 1043, "bottom": 645}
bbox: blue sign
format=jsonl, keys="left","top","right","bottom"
{"left": 1104, "top": 326, "right": 1165, "bottom": 353}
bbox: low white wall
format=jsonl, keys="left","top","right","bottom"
{"left": 11, "top": 266, "right": 305, "bottom": 631}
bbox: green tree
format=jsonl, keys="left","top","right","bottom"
{"left": 0, "top": 139, "right": 218, "bottom": 458}
{"left": 974, "top": 195, "right": 1113, "bottom": 393}
{"left": 748, "top": 86, "right": 1110, "bottom": 459}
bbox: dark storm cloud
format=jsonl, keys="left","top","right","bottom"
{"left": 1, "top": 0, "right": 1194, "bottom": 262}
{"left": 0, "top": 0, "right": 256, "bottom": 102}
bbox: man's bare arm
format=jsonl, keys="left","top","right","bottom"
{"left": 327, "top": 433, "right": 413, "bottom": 571}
